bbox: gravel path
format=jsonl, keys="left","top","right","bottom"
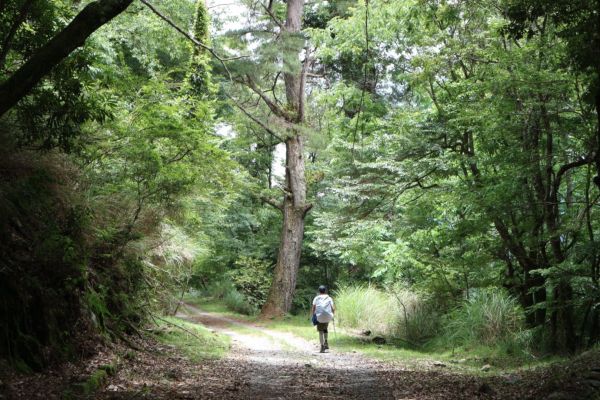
{"left": 4, "top": 304, "right": 598, "bottom": 399}
{"left": 176, "top": 303, "right": 393, "bottom": 399}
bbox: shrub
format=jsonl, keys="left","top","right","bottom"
{"left": 223, "top": 288, "right": 257, "bottom": 315}
{"left": 0, "top": 151, "right": 89, "bottom": 370}
{"left": 229, "top": 257, "right": 272, "bottom": 309}
{"left": 202, "top": 280, "right": 258, "bottom": 315}
{"left": 205, "top": 280, "right": 236, "bottom": 299}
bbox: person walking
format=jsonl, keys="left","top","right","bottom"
{"left": 311, "top": 285, "right": 335, "bottom": 353}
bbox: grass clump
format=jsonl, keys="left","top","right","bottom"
{"left": 334, "top": 284, "right": 437, "bottom": 342}
{"left": 335, "top": 285, "right": 398, "bottom": 335}
{"left": 152, "top": 316, "right": 230, "bottom": 361}
{"left": 441, "top": 289, "right": 531, "bottom": 357}
{"left": 62, "top": 366, "right": 111, "bottom": 399}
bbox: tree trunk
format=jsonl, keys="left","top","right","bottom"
{"left": 260, "top": 0, "right": 310, "bottom": 317}
{"left": 589, "top": 307, "right": 599, "bottom": 346}
{"left": 594, "top": 86, "right": 600, "bottom": 189}
{"left": 0, "top": 0, "right": 134, "bottom": 118}
{"left": 261, "top": 136, "right": 309, "bottom": 316}
{"left": 550, "top": 280, "right": 577, "bottom": 352}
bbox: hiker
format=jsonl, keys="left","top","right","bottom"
{"left": 311, "top": 285, "right": 335, "bottom": 353}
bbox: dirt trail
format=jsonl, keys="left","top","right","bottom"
{"left": 91, "top": 303, "right": 542, "bottom": 399}
{"left": 4, "top": 304, "right": 597, "bottom": 399}
{"left": 176, "top": 303, "right": 391, "bottom": 399}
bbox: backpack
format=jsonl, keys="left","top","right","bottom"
{"left": 315, "top": 295, "right": 334, "bottom": 323}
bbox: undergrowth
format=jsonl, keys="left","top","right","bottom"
{"left": 152, "top": 316, "right": 230, "bottom": 361}
{"left": 334, "top": 285, "right": 439, "bottom": 343}
{"left": 436, "top": 289, "right": 533, "bottom": 361}
{"left": 198, "top": 281, "right": 258, "bottom": 315}
{"left": 184, "top": 294, "right": 557, "bottom": 370}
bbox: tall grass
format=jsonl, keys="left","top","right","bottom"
{"left": 201, "top": 280, "right": 257, "bottom": 315}
{"left": 335, "top": 285, "right": 531, "bottom": 359}
{"left": 335, "top": 285, "right": 397, "bottom": 335}
{"left": 392, "top": 288, "right": 440, "bottom": 343}
{"left": 334, "top": 285, "right": 436, "bottom": 341}
{"left": 442, "top": 289, "right": 530, "bottom": 351}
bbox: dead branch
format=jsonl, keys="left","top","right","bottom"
{"left": 150, "top": 312, "right": 209, "bottom": 343}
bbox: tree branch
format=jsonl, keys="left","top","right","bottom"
{"left": 554, "top": 155, "right": 592, "bottom": 194}
{"left": 227, "top": 94, "right": 283, "bottom": 142}
{"left": 298, "top": 47, "right": 315, "bottom": 123}
{"left": 261, "top": 1, "right": 284, "bottom": 30}
{"left": 244, "top": 74, "right": 293, "bottom": 120}
{"left": 261, "top": 196, "right": 283, "bottom": 211}
{"left": 0, "top": 0, "right": 134, "bottom": 117}
{"left": 303, "top": 203, "right": 313, "bottom": 215}
{"left": 270, "top": 71, "right": 282, "bottom": 105}
{"left": 139, "top": 0, "right": 247, "bottom": 80}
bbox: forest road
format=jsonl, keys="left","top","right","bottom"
{"left": 175, "top": 302, "right": 393, "bottom": 399}
{"left": 94, "top": 303, "right": 539, "bottom": 399}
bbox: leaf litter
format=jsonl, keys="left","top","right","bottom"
{"left": 2, "top": 304, "right": 599, "bottom": 399}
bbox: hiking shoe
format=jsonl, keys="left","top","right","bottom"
{"left": 320, "top": 345, "right": 326, "bottom": 353}
{"left": 324, "top": 343, "right": 329, "bottom": 350}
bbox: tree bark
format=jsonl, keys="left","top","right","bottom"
{"left": 594, "top": 86, "right": 600, "bottom": 189}
{"left": 261, "top": 135, "right": 309, "bottom": 316}
{"left": 0, "top": 0, "right": 134, "bottom": 118}
{"left": 260, "top": 0, "right": 310, "bottom": 317}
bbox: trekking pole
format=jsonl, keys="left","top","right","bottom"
{"left": 332, "top": 317, "right": 337, "bottom": 343}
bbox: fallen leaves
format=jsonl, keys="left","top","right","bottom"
{"left": 2, "top": 310, "right": 600, "bottom": 400}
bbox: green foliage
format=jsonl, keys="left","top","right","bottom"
{"left": 304, "top": 0, "right": 600, "bottom": 352}
{"left": 201, "top": 280, "right": 257, "bottom": 315}
{"left": 0, "top": 0, "right": 111, "bottom": 152}
{"left": 204, "top": 280, "right": 236, "bottom": 300}
{"left": 189, "top": 182, "right": 281, "bottom": 295}
{"left": 0, "top": 0, "right": 240, "bottom": 371}
{"left": 192, "top": 0, "right": 210, "bottom": 44}
{"left": 502, "top": 0, "right": 600, "bottom": 76}
{"left": 229, "top": 257, "right": 272, "bottom": 309}
{"left": 223, "top": 289, "right": 257, "bottom": 316}
{"left": 0, "top": 150, "right": 87, "bottom": 370}
{"left": 2, "top": 0, "right": 600, "bottom": 374}
{"left": 85, "top": 287, "right": 111, "bottom": 332}
{"left": 188, "top": 0, "right": 215, "bottom": 97}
